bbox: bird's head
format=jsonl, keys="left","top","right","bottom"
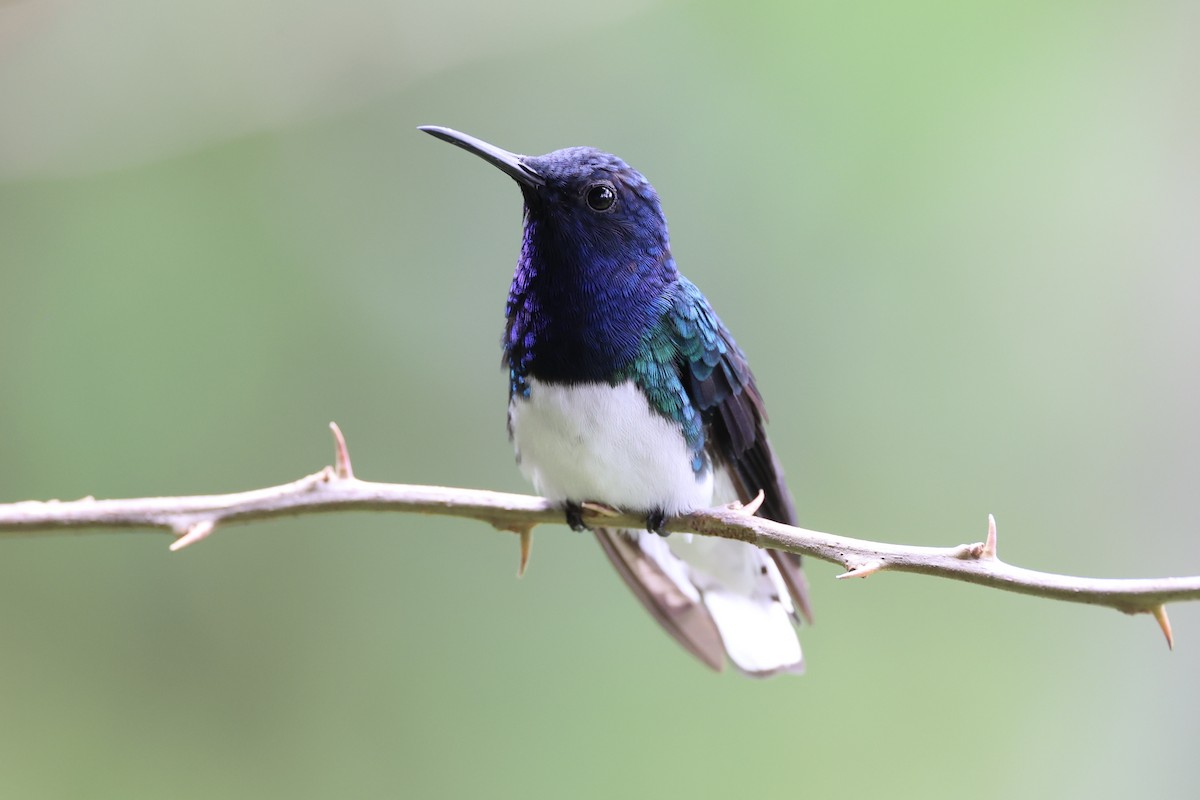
{"left": 420, "top": 126, "right": 673, "bottom": 279}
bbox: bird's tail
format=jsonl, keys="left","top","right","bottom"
{"left": 594, "top": 528, "right": 804, "bottom": 676}
{"left": 702, "top": 586, "right": 804, "bottom": 676}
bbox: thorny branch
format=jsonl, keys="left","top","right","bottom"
{"left": 1, "top": 423, "right": 1194, "bottom": 648}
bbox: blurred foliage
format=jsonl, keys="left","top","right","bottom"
{"left": 2, "top": 0, "right": 1199, "bottom": 797}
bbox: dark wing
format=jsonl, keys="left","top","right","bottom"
{"left": 669, "top": 278, "right": 814, "bottom": 624}
{"left": 592, "top": 528, "right": 726, "bottom": 671}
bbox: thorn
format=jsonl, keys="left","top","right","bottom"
{"left": 981, "top": 513, "right": 998, "bottom": 559}
{"left": 170, "top": 520, "right": 216, "bottom": 552}
{"left": 329, "top": 421, "right": 354, "bottom": 479}
{"left": 493, "top": 523, "right": 536, "bottom": 577}
{"left": 836, "top": 559, "right": 885, "bottom": 580}
{"left": 1152, "top": 605, "right": 1174, "bottom": 651}
{"left": 729, "top": 490, "right": 766, "bottom": 517}
{"left": 580, "top": 501, "right": 620, "bottom": 518}
{"left": 517, "top": 528, "right": 534, "bottom": 578}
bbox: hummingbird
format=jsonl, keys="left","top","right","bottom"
{"left": 420, "top": 126, "right": 813, "bottom": 675}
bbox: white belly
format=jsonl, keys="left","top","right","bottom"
{"left": 511, "top": 376, "right": 803, "bottom": 673}
{"left": 509, "top": 377, "right": 713, "bottom": 515}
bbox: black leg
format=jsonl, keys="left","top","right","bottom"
{"left": 646, "top": 508, "right": 668, "bottom": 537}
{"left": 564, "top": 501, "right": 589, "bottom": 532}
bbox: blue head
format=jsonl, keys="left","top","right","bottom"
{"left": 421, "top": 126, "right": 680, "bottom": 389}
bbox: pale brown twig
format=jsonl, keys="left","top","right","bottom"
{"left": 1, "top": 423, "right": 1195, "bottom": 645}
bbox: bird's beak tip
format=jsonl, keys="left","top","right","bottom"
{"left": 418, "top": 125, "right": 545, "bottom": 189}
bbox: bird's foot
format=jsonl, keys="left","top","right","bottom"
{"left": 564, "top": 501, "right": 590, "bottom": 532}
{"left": 646, "top": 508, "right": 668, "bottom": 537}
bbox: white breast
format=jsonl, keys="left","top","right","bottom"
{"left": 508, "top": 376, "right": 714, "bottom": 516}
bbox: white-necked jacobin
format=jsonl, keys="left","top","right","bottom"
{"left": 420, "top": 126, "right": 813, "bottom": 676}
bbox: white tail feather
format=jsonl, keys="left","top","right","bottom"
{"left": 703, "top": 590, "right": 804, "bottom": 675}
{"left": 638, "top": 530, "right": 804, "bottom": 674}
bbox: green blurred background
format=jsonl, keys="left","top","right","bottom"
{"left": 2, "top": 0, "right": 1198, "bottom": 797}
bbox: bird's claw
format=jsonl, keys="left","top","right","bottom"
{"left": 564, "top": 502, "right": 590, "bottom": 532}
{"left": 646, "top": 509, "right": 668, "bottom": 537}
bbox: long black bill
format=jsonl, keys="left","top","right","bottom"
{"left": 418, "top": 126, "right": 545, "bottom": 188}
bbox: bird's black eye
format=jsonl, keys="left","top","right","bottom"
{"left": 585, "top": 183, "right": 616, "bottom": 211}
